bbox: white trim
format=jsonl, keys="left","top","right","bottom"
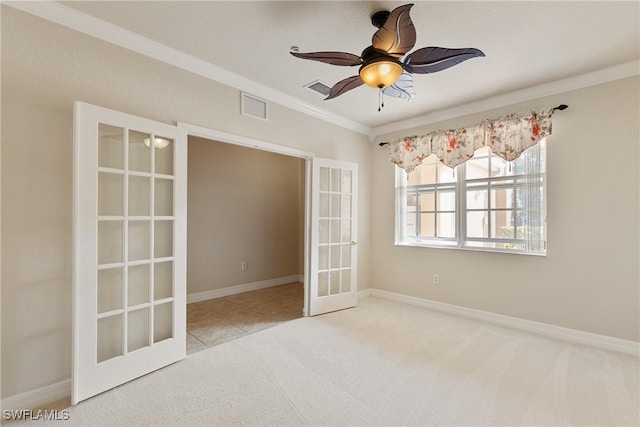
{"left": 4, "top": 1, "right": 371, "bottom": 137}
{"left": 179, "top": 122, "right": 314, "bottom": 160}
{"left": 187, "top": 275, "right": 301, "bottom": 304}
{"left": 1, "top": 380, "right": 71, "bottom": 411}
{"left": 370, "top": 289, "right": 640, "bottom": 356}
{"left": 298, "top": 274, "right": 305, "bottom": 283}
{"left": 372, "top": 60, "right": 640, "bottom": 138}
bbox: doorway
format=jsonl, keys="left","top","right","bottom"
{"left": 185, "top": 136, "right": 306, "bottom": 354}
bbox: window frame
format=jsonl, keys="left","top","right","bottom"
{"left": 395, "top": 141, "right": 547, "bottom": 256}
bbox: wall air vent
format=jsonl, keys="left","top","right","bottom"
{"left": 241, "top": 92, "right": 268, "bottom": 120}
{"left": 304, "top": 80, "right": 331, "bottom": 97}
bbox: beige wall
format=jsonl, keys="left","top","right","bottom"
{"left": 371, "top": 76, "right": 640, "bottom": 342}
{"left": 187, "top": 137, "right": 303, "bottom": 293}
{"left": 1, "top": 8, "right": 371, "bottom": 399}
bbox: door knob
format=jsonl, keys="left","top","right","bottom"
{"left": 351, "top": 241, "right": 357, "bottom": 246}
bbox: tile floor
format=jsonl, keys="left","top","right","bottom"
{"left": 186, "top": 282, "right": 304, "bottom": 354}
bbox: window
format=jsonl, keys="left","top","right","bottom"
{"left": 396, "top": 140, "right": 546, "bottom": 255}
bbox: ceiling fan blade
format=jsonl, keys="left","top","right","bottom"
{"left": 325, "top": 76, "right": 365, "bottom": 100}
{"left": 382, "top": 72, "right": 415, "bottom": 100}
{"left": 404, "top": 47, "right": 485, "bottom": 74}
{"left": 372, "top": 4, "right": 416, "bottom": 56}
{"left": 290, "top": 51, "right": 362, "bottom": 66}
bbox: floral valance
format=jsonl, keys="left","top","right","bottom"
{"left": 387, "top": 108, "right": 554, "bottom": 172}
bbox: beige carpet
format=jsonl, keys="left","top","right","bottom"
{"left": 8, "top": 297, "right": 639, "bottom": 426}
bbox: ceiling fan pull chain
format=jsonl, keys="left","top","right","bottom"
{"left": 378, "top": 88, "right": 385, "bottom": 112}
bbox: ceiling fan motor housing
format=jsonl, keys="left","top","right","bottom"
{"left": 371, "top": 10, "right": 391, "bottom": 28}
{"left": 359, "top": 46, "right": 403, "bottom": 88}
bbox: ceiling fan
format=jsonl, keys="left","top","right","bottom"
{"left": 290, "top": 3, "right": 485, "bottom": 108}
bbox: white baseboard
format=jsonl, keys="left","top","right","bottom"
{"left": 187, "top": 275, "right": 301, "bottom": 304}
{"left": 370, "top": 289, "right": 640, "bottom": 357}
{"left": 357, "top": 288, "right": 372, "bottom": 300}
{"left": 1, "top": 379, "right": 70, "bottom": 411}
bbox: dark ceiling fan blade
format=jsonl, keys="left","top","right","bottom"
{"left": 404, "top": 47, "right": 485, "bottom": 74}
{"left": 290, "top": 51, "right": 362, "bottom": 66}
{"left": 325, "top": 76, "right": 365, "bottom": 100}
{"left": 382, "top": 72, "right": 415, "bottom": 100}
{"left": 372, "top": 4, "right": 416, "bottom": 56}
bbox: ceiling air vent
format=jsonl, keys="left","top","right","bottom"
{"left": 304, "top": 80, "right": 331, "bottom": 96}
{"left": 241, "top": 92, "right": 268, "bottom": 120}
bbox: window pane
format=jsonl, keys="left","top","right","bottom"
{"left": 437, "top": 213, "right": 456, "bottom": 238}
{"left": 467, "top": 188, "right": 488, "bottom": 210}
{"left": 491, "top": 184, "right": 515, "bottom": 209}
{"left": 491, "top": 211, "right": 515, "bottom": 239}
{"left": 419, "top": 192, "right": 435, "bottom": 212}
{"left": 153, "top": 302, "right": 173, "bottom": 343}
{"left": 405, "top": 212, "right": 416, "bottom": 237}
{"left": 491, "top": 156, "right": 512, "bottom": 177}
{"left": 319, "top": 193, "right": 329, "bottom": 217}
{"left": 418, "top": 164, "right": 436, "bottom": 185}
{"left": 466, "top": 148, "right": 491, "bottom": 179}
{"left": 466, "top": 211, "right": 488, "bottom": 238}
{"left": 406, "top": 170, "right": 418, "bottom": 186}
{"left": 98, "top": 221, "right": 123, "bottom": 264}
{"left": 128, "top": 221, "right": 150, "bottom": 261}
{"left": 129, "top": 130, "right": 150, "bottom": 173}
{"left": 154, "top": 220, "right": 173, "bottom": 259}
{"left": 330, "top": 194, "right": 340, "bottom": 218}
{"left": 129, "top": 176, "right": 150, "bottom": 216}
{"left": 98, "top": 267, "right": 123, "bottom": 313}
{"left": 341, "top": 220, "right": 351, "bottom": 243}
{"left": 319, "top": 219, "right": 329, "bottom": 244}
{"left": 128, "top": 264, "right": 150, "bottom": 306}
{"left": 154, "top": 137, "right": 173, "bottom": 175}
{"left": 437, "top": 190, "right": 456, "bottom": 211}
{"left": 319, "top": 167, "right": 330, "bottom": 191}
{"left": 341, "top": 170, "right": 352, "bottom": 194}
{"left": 419, "top": 213, "right": 435, "bottom": 237}
{"left": 128, "top": 307, "right": 150, "bottom": 352}
{"left": 97, "top": 315, "right": 123, "bottom": 363}
{"left": 154, "top": 261, "right": 173, "bottom": 301}
{"left": 98, "top": 173, "right": 123, "bottom": 216}
{"left": 155, "top": 178, "right": 173, "bottom": 217}
{"left": 437, "top": 162, "right": 456, "bottom": 183}
{"left": 331, "top": 168, "right": 341, "bottom": 192}
{"left": 99, "top": 124, "right": 123, "bottom": 169}
{"left": 318, "top": 245, "right": 329, "bottom": 270}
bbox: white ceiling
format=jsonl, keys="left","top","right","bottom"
{"left": 52, "top": 1, "right": 640, "bottom": 131}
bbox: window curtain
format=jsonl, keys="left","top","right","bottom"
{"left": 387, "top": 108, "right": 554, "bottom": 172}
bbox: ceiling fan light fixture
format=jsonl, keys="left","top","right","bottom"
{"left": 143, "top": 137, "right": 171, "bottom": 149}
{"left": 359, "top": 57, "right": 403, "bottom": 88}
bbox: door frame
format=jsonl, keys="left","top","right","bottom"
{"left": 177, "top": 122, "right": 314, "bottom": 316}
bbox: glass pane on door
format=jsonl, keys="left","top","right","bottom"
{"left": 98, "top": 124, "right": 123, "bottom": 170}
{"left": 97, "top": 315, "right": 123, "bottom": 363}
{"left": 316, "top": 166, "right": 355, "bottom": 298}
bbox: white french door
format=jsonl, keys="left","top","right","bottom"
{"left": 73, "top": 102, "right": 187, "bottom": 404}
{"left": 308, "top": 158, "right": 358, "bottom": 316}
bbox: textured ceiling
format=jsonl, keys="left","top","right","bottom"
{"left": 60, "top": 1, "right": 639, "bottom": 129}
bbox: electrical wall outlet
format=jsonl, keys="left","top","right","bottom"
{"left": 241, "top": 261, "right": 248, "bottom": 271}
{"left": 433, "top": 274, "right": 439, "bottom": 285}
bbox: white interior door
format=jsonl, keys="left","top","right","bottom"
{"left": 73, "top": 102, "right": 187, "bottom": 404}
{"left": 308, "top": 158, "right": 358, "bottom": 316}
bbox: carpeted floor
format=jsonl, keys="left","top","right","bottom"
{"left": 7, "top": 296, "right": 639, "bottom": 426}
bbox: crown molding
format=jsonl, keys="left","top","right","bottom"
{"left": 372, "top": 60, "right": 640, "bottom": 138}
{"left": 5, "top": 0, "right": 372, "bottom": 136}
